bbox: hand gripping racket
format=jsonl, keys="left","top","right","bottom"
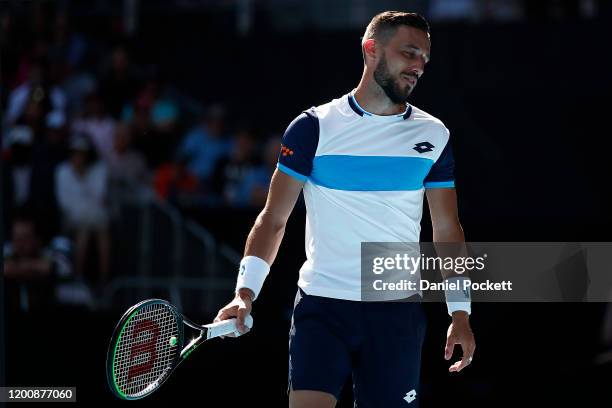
{"left": 106, "top": 298, "right": 253, "bottom": 400}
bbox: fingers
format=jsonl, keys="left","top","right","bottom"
{"left": 214, "top": 301, "right": 239, "bottom": 323}
{"left": 445, "top": 320, "right": 476, "bottom": 373}
{"left": 449, "top": 356, "right": 470, "bottom": 372}
{"left": 235, "top": 299, "right": 251, "bottom": 334}
{"left": 213, "top": 298, "right": 252, "bottom": 336}
{"left": 214, "top": 308, "right": 231, "bottom": 323}
{"left": 448, "top": 342, "right": 475, "bottom": 373}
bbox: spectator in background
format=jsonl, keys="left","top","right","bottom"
{"left": 3, "top": 212, "right": 72, "bottom": 311}
{"left": 55, "top": 134, "right": 110, "bottom": 286}
{"left": 62, "top": 61, "right": 97, "bottom": 118}
{"left": 178, "top": 104, "right": 232, "bottom": 183}
{"left": 44, "top": 109, "right": 70, "bottom": 167}
{"left": 3, "top": 126, "right": 37, "bottom": 208}
{"left": 244, "top": 136, "right": 280, "bottom": 207}
{"left": 48, "top": 11, "right": 87, "bottom": 73}
{"left": 211, "top": 126, "right": 261, "bottom": 207}
{"left": 2, "top": 125, "right": 58, "bottom": 237}
{"left": 122, "top": 75, "right": 179, "bottom": 134}
{"left": 153, "top": 155, "right": 199, "bottom": 204}
{"left": 122, "top": 74, "right": 180, "bottom": 168}
{"left": 99, "top": 45, "right": 140, "bottom": 119}
{"left": 15, "top": 92, "right": 50, "bottom": 138}
{"left": 108, "top": 122, "right": 148, "bottom": 191}
{"left": 58, "top": 11, "right": 97, "bottom": 119}
{"left": 72, "top": 92, "right": 117, "bottom": 162}
{"left": 11, "top": 35, "right": 50, "bottom": 91}
{"left": 128, "top": 95, "right": 154, "bottom": 146}
{"left": 5, "top": 58, "right": 66, "bottom": 128}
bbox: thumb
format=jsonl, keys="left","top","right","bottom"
{"left": 236, "top": 303, "right": 249, "bottom": 333}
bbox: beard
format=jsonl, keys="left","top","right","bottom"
{"left": 373, "top": 54, "right": 413, "bottom": 104}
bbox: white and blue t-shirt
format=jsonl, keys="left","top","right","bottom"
{"left": 278, "top": 91, "right": 455, "bottom": 301}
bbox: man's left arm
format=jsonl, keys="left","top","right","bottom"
{"left": 426, "top": 187, "right": 476, "bottom": 373}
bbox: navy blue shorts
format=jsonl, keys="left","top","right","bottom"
{"left": 288, "top": 288, "right": 427, "bottom": 407}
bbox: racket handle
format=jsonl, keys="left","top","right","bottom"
{"left": 204, "top": 315, "right": 253, "bottom": 339}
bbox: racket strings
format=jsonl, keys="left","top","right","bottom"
{"left": 113, "top": 303, "right": 180, "bottom": 397}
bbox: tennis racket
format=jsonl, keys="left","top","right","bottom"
{"left": 106, "top": 298, "right": 253, "bottom": 400}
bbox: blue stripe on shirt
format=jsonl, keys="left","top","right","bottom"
{"left": 277, "top": 163, "right": 308, "bottom": 182}
{"left": 309, "top": 155, "right": 434, "bottom": 191}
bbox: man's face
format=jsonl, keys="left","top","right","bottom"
{"left": 373, "top": 26, "right": 431, "bottom": 104}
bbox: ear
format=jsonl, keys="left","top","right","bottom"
{"left": 362, "top": 38, "right": 377, "bottom": 63}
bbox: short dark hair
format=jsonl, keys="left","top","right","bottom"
{"left": 363, "top": 11, "right": 430, "bottom": 45}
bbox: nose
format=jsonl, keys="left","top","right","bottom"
{"left": 414, "top": 56, "right": 426, "bottom": 77}
{"left": 407, "top": 66, "right": 423, "bottom": 81}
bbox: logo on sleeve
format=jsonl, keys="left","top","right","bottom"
{"left": 413, "top": 142, "right": 434, "bottom": 153}
{"left": 280, "top": 144, "right": 294, "bottom": 157}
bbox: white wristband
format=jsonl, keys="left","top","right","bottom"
{"left": 235, "top": 256, "right": 270, "bottom": 301}
{"left": 445, "top": 275, "right": 471, "bottom": 316}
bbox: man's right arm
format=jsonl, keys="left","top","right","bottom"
{"left": 215, "top": 111, "right": 318, "bottom": 331}
{"left": 243, "top": 169, "right": 304, "bottom": 266}
{"left": 214, "top": 169, "right": 304, "bottom": 330}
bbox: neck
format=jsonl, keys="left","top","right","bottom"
{"left": 354, "top": 73, "right": 407, "bottom": 116}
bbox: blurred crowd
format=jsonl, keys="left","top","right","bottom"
{"left": 3, "top": 1, "right": 610, "bottom": 317}
{"left": 2, "top": 4, "right": 279, "bottom": 309}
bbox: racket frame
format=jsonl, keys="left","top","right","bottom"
{"left": 107, "top": 298, "right": 250, "bottom": 400}
{"left": 106, "top": 299, "right": 185, "bottom": 400}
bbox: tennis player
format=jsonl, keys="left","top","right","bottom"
{"left": 215, "top": 11, "right": 475, "bottom": 407}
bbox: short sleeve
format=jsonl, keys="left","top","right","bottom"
{"left": 277, "top": 110, "right": 319, "bottom": 182}
{"left": 424, "top": 138, "right": 455, "bottom": 188}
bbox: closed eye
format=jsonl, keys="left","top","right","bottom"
{"left": 401, "top": 47, "right": 430, "bottom": 64}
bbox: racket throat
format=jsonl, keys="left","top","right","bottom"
{"left": 180, "top": 333, "right": 204, "bottom": 359}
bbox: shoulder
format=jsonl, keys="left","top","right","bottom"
{"left": 283, "top": 110, "right": 319, "bottom": 145}
{"left": 288, "top": 109, "right": 319, "bottom": 127}
{"left": 284, "top": 93, "right": 352, "bottom": 138}
{"left": 409, "top": 104, "right": 450, "bottom": 139}
{"left": 311, "top": 94, "right": 354, "bottom": 121}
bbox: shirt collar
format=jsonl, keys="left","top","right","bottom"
{"left": 348, "top": 92, "right": 412, "bottom": 120}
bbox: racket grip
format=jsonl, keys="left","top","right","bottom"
{"left": 205, "top": 315, "right": 253, "bottom": 339}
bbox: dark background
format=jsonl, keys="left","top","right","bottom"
{"left": 2, "top": 0, "right": 612, "bottom": 407}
